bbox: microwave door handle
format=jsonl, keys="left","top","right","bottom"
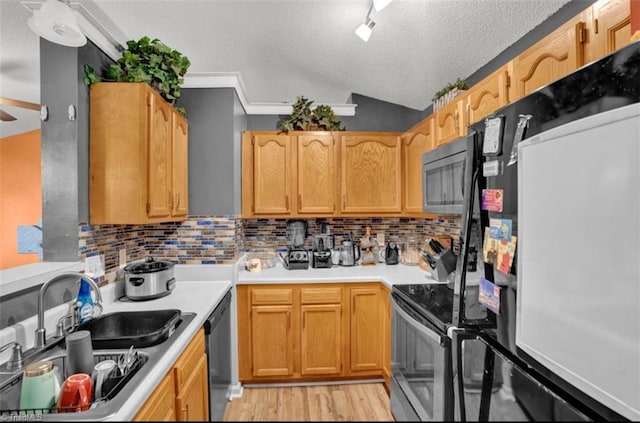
{"left": 461, "top": 160, "right": 466, "bottom": 197}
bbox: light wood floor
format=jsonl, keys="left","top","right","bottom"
{"left": 223, "top": 382, "right": 395, "bottom": 421}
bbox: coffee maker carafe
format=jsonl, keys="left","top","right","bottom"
{"left": 339, "top": 235, "right": 361, "bottom": 266}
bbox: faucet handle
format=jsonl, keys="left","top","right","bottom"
{"left": 0, "top": 341, "right": 24, "bottom": 370}
{"left": 56, "top": 302, "right": 79, "bottom": 337}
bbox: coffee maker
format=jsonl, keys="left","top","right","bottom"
{"left": 282, "top": 220, "right": 309, "bottom": 270}
{"left": 311, "top": 222, "right": 333, "bottom": 269}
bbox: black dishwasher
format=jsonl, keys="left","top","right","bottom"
{"left": 203, "top": 289, "right": 232, "bottom": 421}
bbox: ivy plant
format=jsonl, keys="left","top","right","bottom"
{"left": 279, "top": 96, "right": 345, "bottom": 131}
{"left": 431, "top": 78, "right": 469, "bottom": 102}
{"left": 84, "top": 36, "right": 191, "bottom": 114}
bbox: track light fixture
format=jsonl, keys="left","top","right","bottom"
{"left": 27, "top": 0, "right": 87, "bottom": 47}
{"left": 355, "top": 2, "right": 375, "bottom": 42}
{"left": 355, "top": 17, "right": 376, "bottom": 42}
{"left": 355, "top": 0, "right": 393, "bottom": 42}
{"left": 373, "top": 0, "right": 393, "bottom": 12}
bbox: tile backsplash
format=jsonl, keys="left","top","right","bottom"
{"left": 243, "top": 217, "right": 462, "bottom": 251}
{"left": 79, "top": 215, "right": 460, "bottom": 284}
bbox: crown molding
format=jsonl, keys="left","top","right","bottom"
{"left": 21, "top": 1, "right": 357, "bottom": 117}
{"left": 182, "top": 73, "right": 358, "bottom": 116}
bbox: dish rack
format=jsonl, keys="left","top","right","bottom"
{"left": 0, "top": 352, "right": 146, "bottom": 416}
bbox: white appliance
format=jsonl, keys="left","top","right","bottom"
{"left": 517, "top": 102, "right": 640, "bottom": 421}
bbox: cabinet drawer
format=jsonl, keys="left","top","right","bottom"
{"left": 301, "top": 287, "right": 342, "bottom": 304}
{"left": 174, "top": 329, "right": 206, "bottom": 389}
{"left": 251, "top": 288, "right": 293, "bottom": 305}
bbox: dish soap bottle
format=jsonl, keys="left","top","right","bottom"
{"left": 76, "top": 280, "right": 94, "bottom": 324}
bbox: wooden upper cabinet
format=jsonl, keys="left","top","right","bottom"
{"left": 402, "top": 117, "right": 435, "bottom": 214}
{"left": 147, "top": 95, "right": 172, "bottom": 218}
{"left": 252, "top": 134, "right": 292, "bottom": 215}
{"left": 297, "top": 134, "right": 337, "bottom": 214}
{"left": 90, "top": 82, "right": 188, "bottom": 224}
{"left": 340, "top": 134, "right": 402, "bottom": 214}
{"left": 435, "top": 96, "right": 466, "bottom": 146}
{"left": 584, "top": 0, "right": 632, "bottom": 63}
{"left": 172, "top": 114, "right": 189, "bottom": 217}
{"left": 511, "top": 14, "right": 586, "bottom": 100}
{"left": 464, "top": 65, "right": 510, "bottom": 127}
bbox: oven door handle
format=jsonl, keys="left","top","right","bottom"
{"left": 392, "top": 299, "right": 446, "bottom": 346}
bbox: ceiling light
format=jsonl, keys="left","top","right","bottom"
{"left": 373, "top": 0, "right": 393, "bottom": 12}
{"left": 355, "top": 18, "right": 376, "bottom": 42}
{"left": 27, "top": 0, "right": 87, "bottom": 47}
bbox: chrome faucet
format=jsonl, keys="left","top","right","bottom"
{"left": 35, "top": 272, "right": 103, "bottom": 348}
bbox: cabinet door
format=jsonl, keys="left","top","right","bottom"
{"left": 585, "top": 0, "right": 631, "bottom": 63}
{"left": 147, "top": 92, "right": 173, "bottom": 218}
{"left": 134, "top": 371, "right": 177, "bottom": 421}
{"left": 464, "top": 66, "right": 510, "bottom": 127}
{"left": 301, "top": 304, "right": 342, "bottom": 375}
{"left": 512, "top": 15, "right": 585, "bottom": 100}
{"left": 402, "top": 117, "right": 435, "bottom": 214}
{"left": 172, "top": 113, "right": 188, "bottom": 218}
{"left": 350, "top": 287, "right": 382, "bottom": 372}
{"left": 435, "top": 97, "right": 466, "bottom": 146}
{"left": 297, "top": 134, "right": 336, "bottom": 214}
{"left": 251, "top": 305, "right": 295, "bottom": 377}
{"left": 341, "top": 134, "right": 402, "bottom": 213}
{"left": 176, "top": 353, "right": 209, "bottom": 421}
{"left": 253, "top": 134, "right": 292, "bottom": 214}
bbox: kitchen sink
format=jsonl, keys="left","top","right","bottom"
{"left": 0, "top": 350, "right": 149, "bottom": 415}
{"left": 0, "top": 311, "right": 196, "bottom": 421}
{"left": 76, "top": 309, "right": 182, "bottom": 349}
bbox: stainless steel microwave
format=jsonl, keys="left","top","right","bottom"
{"left": 422, "top": 135, "right": 473, "bottom": 215}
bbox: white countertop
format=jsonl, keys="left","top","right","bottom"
{"left": 238, "top": 261, "right": 445, "bottom": 288}
{"left": 105, "top": 279, "right": 232, "bottom": 421}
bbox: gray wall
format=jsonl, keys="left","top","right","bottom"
{"left": 40, "top": 39, "right": 112, "bottom": 261}
{"left": 179, "top": 88, "right": 246, "bottom": 215}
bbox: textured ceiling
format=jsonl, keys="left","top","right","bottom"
{"left": 0, "top": 0, "right": 573, "bottom": 137}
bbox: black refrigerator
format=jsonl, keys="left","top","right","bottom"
{"left": 450, "top": 40, "right": 640, "bottom": 421}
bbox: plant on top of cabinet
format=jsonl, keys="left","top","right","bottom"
{"left": 432, "top": 77, "right": 469, "bottom": 112}
{"left": 84, "top": 36, "right": 191, "bottom": 114}
{"left": 279, "top": 96, "right": 345, "bottom": 131}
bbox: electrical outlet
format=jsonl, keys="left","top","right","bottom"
{"left": 85, "top": 254, "right": 105, "bottom": 278}
{"left": 119, "top": 248, "right": 127, "bottom": 268}
{"left": 377, "top": 232, "right": 386, "bottom": 246}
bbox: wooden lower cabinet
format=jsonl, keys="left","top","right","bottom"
{"left": 349, "top": 286, "right": 383, "bottom": 373}
{"left": 134, "top": 371, "right": 177, "bottom": 421}
{"left": 176, "top": 354, "right": 209, "bottom": 421}
{"left": 251, "top": 305, "right": 295, "bottom": 377}
{"left": 238, "top": 283, "right": 387, "bottom": 384}
{"left": 301, "top": 304, "right": 342, "bottom": 375}
{"left": 135, "top": 329, "right": 209, "bottom": 422}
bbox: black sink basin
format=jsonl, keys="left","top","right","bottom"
{"left": 77, "top": 309, "right": 181, "bottom": 349}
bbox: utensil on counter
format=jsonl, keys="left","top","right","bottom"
{"left": 117, "top": 353, "right": 126, "bottom": 377}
